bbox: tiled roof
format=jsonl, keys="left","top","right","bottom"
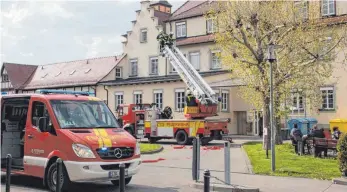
{"left": 318, "top": 15, "right": 347, "bottom": 26}
{"left": 2, "top": 63, "right": 37, "bottom": 89}
{"left": 100, "top": 70, "right": 229, "bottom": 86}
{"left": 150, "top": 0, "right": 172, "bottom": 7}
{"left": 24, "top": 54, "right": 126, "bottom": 90}
{"left": 167, "top": 0, "right": 218, "bottom": 21}
{"left": 209, "top": 78, "right": 245, "bottom": 87}
{"left": 176, "top": 34, "right": 215, "bottom": 46}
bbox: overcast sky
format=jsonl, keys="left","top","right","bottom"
{"left": 1, "top": 0, "right": 185, "bottom": 65}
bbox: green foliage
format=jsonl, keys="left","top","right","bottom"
{"left": 337, "top": 133, "right": 347, "bottom": 174}
{"left": 207, "top": 1, "right": 347, "bottom": 147}
{"left": 140, "top": 143, "right": 162, "bottom": 153}
{"left": 243, "top": 142, "right": 340, "bottom": 180}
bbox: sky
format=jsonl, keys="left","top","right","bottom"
{"left": 0, "top": 0, "right": 186, "bottom": 65}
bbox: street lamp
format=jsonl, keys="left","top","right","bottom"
{"left": 267, "top": 42, "right": 281, "bottom": 172}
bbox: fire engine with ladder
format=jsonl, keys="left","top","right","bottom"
{"left": 116, "top": 32, "right": 232, "bottom": 145}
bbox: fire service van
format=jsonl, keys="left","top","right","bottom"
{"left": 1, "top": 90, "right": 141, "bottom": 191}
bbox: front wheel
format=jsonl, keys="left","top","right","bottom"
{"left": 46, "top": 162, "right": 70, "bottom": 192}
{"left": 176, "top": 130, "right": 189, "bottom": 145}
{"left": 111, "top": 177, "right": 132, "bottom": 186}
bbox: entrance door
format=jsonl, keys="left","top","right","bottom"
{"left": 236, "top": 111, "right": 248, "bottom": 135}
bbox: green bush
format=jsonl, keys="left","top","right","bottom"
{"left": 337, "top": 132, "right": 347, "bottom": 177}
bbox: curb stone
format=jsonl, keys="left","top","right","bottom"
{"left": 332, "top": 177, "right": 347, "bottom": 185}
{"left": 240, "top": 145, "right": 254, "bottom": 174}
{"left": 190, "top": 181, "right": 259, "bottom": 192}
{"left": 141, "top": 145, "right": 164, "bottom": 155}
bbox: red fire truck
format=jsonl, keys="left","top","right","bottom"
{"left": 1, "top": 90, "right": 141, "bottom": 191}
{"left": 115, "top": 32, "right": 233, "bottom": 145}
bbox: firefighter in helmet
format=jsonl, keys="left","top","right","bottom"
{"left": 186, "top": 89, "right": 198, "bottom": 106}
{"left": 157, "top": 31, "right": 166, "bottom": 53}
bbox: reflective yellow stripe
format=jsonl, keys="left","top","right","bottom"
{"left": 98, "top": 129, "right": 113, "bottom": 147}
{"left": 93, "top": 129, "right": 103, "bottom": 148}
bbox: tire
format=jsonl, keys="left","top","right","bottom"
{"left": 46, "top": 162, "right": 70, "bottom": 192}
{"left": 111, "top": 177, "right": 132, "bottom": 186}
{"left": 175, "top": 130, "right": 189, "bottom": 145}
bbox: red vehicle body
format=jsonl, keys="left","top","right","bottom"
{"left": 1, "top": 90, "right": 141, "bottom": 191}
{"left": 116, "top": 103, "right": 231, "bottom": 145}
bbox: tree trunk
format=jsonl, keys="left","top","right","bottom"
{"left": 262, "top": 97, "right": 271, "bottom": 151}
{"left": 274, "top": 94, "right": 283, "bottom": 144}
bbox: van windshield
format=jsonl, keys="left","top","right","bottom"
{"left": 50, "top": 100, "right": 120, "bottom": 129}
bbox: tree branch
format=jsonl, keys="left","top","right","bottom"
{"left": 238, "top": 26, "right": 259, "bottom": 60}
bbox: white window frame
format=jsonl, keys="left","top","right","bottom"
{"left": 175, "top": 88, "right": 185, "bottom": 111}
{"left": 140, "top": 28, "right": 147, "bottom": 43}
{"left": 130, "top": 59, "right": 138, "bottom": 76}
{"left": 291, "top": 91, "right": 304, "bottom": 111}
{"left": 115, "top": 67, "right": 122, "bottom": 78}
{"left": 211, "top": 50, "right": 222, "bottom": 69}
{"left": 221, "top": 90, "right": 229, "bottom": 112}
{"left": 134, "top": 91, "right": 143, "bottom": 104}
{"left": 115, "top": 92, "right": 124, "bottom": 110}
{"left": 189, "top": 52, "right": 200, "bottom": 70}
{"left": 294, "top": 1, "right": 309, "bottom": 20}
{"left": 213, "top": 89, "right": 220, "bottom": 111}
{"left": 176, "top": 22, "right": 186, "bottom": 38}
{"left": 149, "top": 57, "right": 159, "bottom": 75}
{"left": 320, "top": 87, "right": 334, "bottom": 110}
{"left": 153, "top": 90, "right": 163, "bottom": 109}
{"left": 171, "top": 54, "right": 186, "bottom": 73}
{"left": 207, "top": 18, "right": 215, "bottom": 33}
{"left": 321, "top": 0, "right": 335, "bottom": 16}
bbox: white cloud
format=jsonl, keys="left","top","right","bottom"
{"left": 39, "top": 29, "right": 48, "bottom": 34}
{"left": 40, "top": 2, "right": 74, "bottom": 19}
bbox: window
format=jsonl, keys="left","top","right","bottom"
{"left": 134, "top": 91, "right": 142, "bottom": 104}
{"left": 321, "top": 87, "right": 334, "bottom": 110}
{"left": 130, "top": 59, "right": 138, "bottom": 76}
{"left": 294, "top": 1, "right": 308, "bottom": 20}
{"left": 211, "top": 50, "right": 222, "bottom": 69}
{"left": 115, "top": 92, "right": 124, "bottom": 110}
{"left": 176, "top": 22, "right": 186, "bottom": 38}
{"left": 50, "top": 100, "right": 119, "bottom": 128}
{"left": 150, "top": 57, "right": 159, "bottom": 75}
{"left": 207, "top": 18, "right": 216, "bottom": 33}
{"left": 175, "top": 89, "right": 185, "bottom": 111}
{"left": 291, "top": 92, "right": 304, "bottom": 111}
{"left": 322, "top": 0, "right": 335, "bottom": 16}
{"left": 1, "top": 74, "right": 9, "bottom": 82}
{"left": 213, "top": 89, "right": 220, "bottom": 111}
{"left": 221, "top": 90, "right": 229, "bottom": 112}
{"left": 140, "top": 28, "right": 147, "bottom": 43}
{"left": 115, "top": 67, "right": 122, "bottom": 78}
{"left": 189, "top": 52, "right": 200, "bottom": 70}
{"left": 153, "top": 90, "right": 163, "bottom": 109}
{"left": 31, "top": 101, "right": 51, "bottom": 132}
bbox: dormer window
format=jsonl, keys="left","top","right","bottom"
{"left": 115, "top": 67, "right": 122, "bottom": 78}
{"left": 176, "top": 22, "right": 186, "bottom": 38}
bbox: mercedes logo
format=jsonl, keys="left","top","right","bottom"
{"left": 113, "top": 148, "right": 122, "bottom": 158}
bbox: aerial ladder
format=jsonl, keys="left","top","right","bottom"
{"left": 158, "top": 32, "right": 222, "bottom": 119}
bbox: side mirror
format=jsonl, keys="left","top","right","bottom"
{"left": 38, "top": 117, "right": 53, "bottom": 133}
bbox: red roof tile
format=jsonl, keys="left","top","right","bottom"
{"left": 24, "top": 54, "right": 126, "bottom": 90}
{"left": 2, "top": 63, "right": 37, "bottom": 89}
{"left": 176, "top": 34, "right": 215, "bottom": 46}
{"left": 168, "top": 0, "right": 219, "bottom": 21}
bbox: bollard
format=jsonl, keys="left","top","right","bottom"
{"left": 192, "top": 138, "right": 198, "bottom": 181}
{"left": 6, "top": 154, "right": 12, "bottom": 192}
{"left": 224, "top": 142, "right": 231, "bottom": 185}
{"left": 196, "top": 137, "right": 200, "bottom": 181}
{"left": 119, "top": 163, "right": 125, "bottom": 192}
{"left": 203, "top": 169, "right": 210, "bottom": 192}
{"left": 56, "top": 158, "right": 63, "bottom": 192}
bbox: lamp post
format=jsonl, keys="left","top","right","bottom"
{"left": 267, "top": 42, "right": 281, "bottom": 172}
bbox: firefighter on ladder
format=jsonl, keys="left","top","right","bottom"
{"left": 157, "top": 31, "right": 174, "bottom": 56}
{"left": 186, "top": 89, "right": 198, "bottom": 106}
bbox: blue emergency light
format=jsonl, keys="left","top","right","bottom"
{"left": 36, "top": 89, "right": 94, "bottom": 96}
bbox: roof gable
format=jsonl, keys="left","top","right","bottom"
{"left": 24, "top": 55, "right": 125, "bottom": 90}
{"left": 2, "top": 63, "right": 37, "bottom": 89}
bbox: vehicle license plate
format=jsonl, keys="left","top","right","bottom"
{"left": 109, "top": 169, "right": 128, "bottom": 178}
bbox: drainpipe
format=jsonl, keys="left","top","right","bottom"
{"left": 165, "top": 58, "right": 168, "bottom": 76}
{"left": 104, "top": 85, "right": 109, "bottom": 105}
